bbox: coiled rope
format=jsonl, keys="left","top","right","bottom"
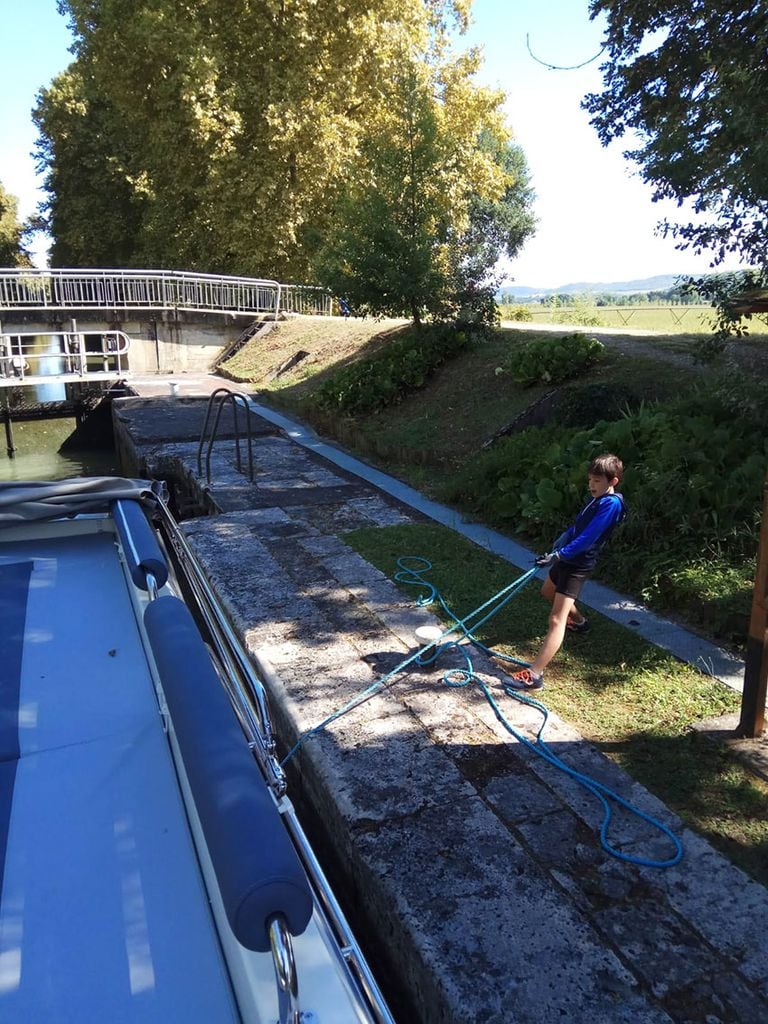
{"left": 282, "top": 555, "right": 683, "bottom": 869}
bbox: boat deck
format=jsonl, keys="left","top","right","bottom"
{"left": 0, "top": 526, "right": 238, "bottom": 1021}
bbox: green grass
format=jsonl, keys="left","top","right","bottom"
{"left": 344, "top": 521, "right": 768, "bottom": 886}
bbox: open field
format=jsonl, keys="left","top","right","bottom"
{"left": 514, "top": 303, "right": 768, "bottom": 335}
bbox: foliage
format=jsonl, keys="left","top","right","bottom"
{"left": 311, "top": 323, "right": 469, "bottom": 414}
{"left": 556, "top": 382, "right": 640, "bottom": 427}
{"left": 501, "top": 304, "right": 533, "bottom": 321}
{"left": 35, "top": 0, "right": 527, "bottom": 285}
{"left": 0, "top": 183, "right": 32, "bottom": 267}
{"left": 311, "top": 51, "right": 534, "bottom": 325}
{"left": 549, "top": 294, "right": 604, "bottom": 327}
{"left": 684, "top": 268, "right": 768, "bottom": 360}
{"left": 33, "top": 68, "right": 145, "bottom": 268}
{"left": 585, "top": 2, "right": 768, "bottom": 271}
{"left": 502, "top": 333, "right": 604, "bottom": 386}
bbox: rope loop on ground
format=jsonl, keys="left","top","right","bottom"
{"left": 281, "top": 554, "right": 683, "bottom": 869}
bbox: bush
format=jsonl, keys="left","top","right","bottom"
{"left": 312, "top": 323, "right": 470, "bottom": 414}
{"left": 550, "top": 295, "right": 605, "bottom": 327}
{"left": 504, "top": 333, "right": 604, "bottom": 386}
{"left": 557, "top": 382, "right": 640, "bottom": 426}
{"left": 502, "top": 304, "right": 533, "bottom": 321}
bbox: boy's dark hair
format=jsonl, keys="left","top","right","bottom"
{"left": 589, "top": 453, "right": 624, "bottom": 483}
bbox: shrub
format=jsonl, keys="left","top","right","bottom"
{"left": 551, "top": 294, "right": 605, "bottom": 327}
{"left": 502, "top": 304, "right": 533, "bottom": 321}
{"left": 504, "top": 332, "right": 604, "bottom": 386}
{"left": 312, "top": 323, "right": 469, "bottom": 414}
{"left": 557, "top": 382, "right": 640, "bottom": 426}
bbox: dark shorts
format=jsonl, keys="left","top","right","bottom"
{"left": 549, "top": 560, "right": 591, "bottom": 600}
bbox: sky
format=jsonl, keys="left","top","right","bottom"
{"left": 0, "top": 0, "right": 737, "bottom": 288}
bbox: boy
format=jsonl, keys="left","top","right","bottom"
{"left": 509, "top": 453, "right": 626, "bottom": 691}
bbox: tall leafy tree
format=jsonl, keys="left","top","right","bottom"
{"left": 312, "top": 46, "right": 534, "bottom": 324}
{"left": 34, "top": 68, "right": 145, "bottom": 267}
{"left": 36, "top": 0, "right": 478, "bottom": 279}
{"left": 584, "top": 2, "right": 768, "bottom": 271}
{"left": 0, "top": 183, "right": 32, "bottom": 267}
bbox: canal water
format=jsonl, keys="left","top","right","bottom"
{"left": 0, "top": 334, "right": 120, "bottom": 483}
{"left": 0, "top": 417, "right": 119, "bottom": 482}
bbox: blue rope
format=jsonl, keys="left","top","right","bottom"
{"left": 282, "top": 555, "right": 683, "bottom": 869}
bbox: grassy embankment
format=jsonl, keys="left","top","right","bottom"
{"left": 221, "top": 313, "right": 768, "bottom": 885}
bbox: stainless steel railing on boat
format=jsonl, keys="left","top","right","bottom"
{"left": 151, "top": 494, "right": 284, "bottom": 795}
{"left": 150, "top": 496, "right": 395, "bottom": 1024}
{"left": 196, "top": 387, "right": 254, "bottom": 485}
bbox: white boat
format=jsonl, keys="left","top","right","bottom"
{"left": 0, "top": 478, "right": 394, "bottom": 1023}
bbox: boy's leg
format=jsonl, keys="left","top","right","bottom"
{"left": 529, "top": 592, "right": 576, "bottom": 675}
{"left": 567, "top": 605, "right": 587, "bottom": 627}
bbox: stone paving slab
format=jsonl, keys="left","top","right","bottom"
{"left": 115, "top": 395, "right": 768, "bottom": 1024}
{"left": 113, "top": 394, "right": 275, "bottom": 443}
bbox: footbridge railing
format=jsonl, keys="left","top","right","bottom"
{"left": 0, "top": 269, "right": 332, "bottom": 317}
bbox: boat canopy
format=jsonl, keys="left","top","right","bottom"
{"left": 0, "top": 477, "right": 161, "bottom": 525}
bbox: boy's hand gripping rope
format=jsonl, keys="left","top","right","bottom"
{"left": 281, "top": 555, "right": 683, "bottom": 869}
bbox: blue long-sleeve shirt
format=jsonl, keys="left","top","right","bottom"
{"left": 555, "top": 492, "right": 626, "bottom": 570}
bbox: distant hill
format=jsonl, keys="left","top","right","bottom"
{"left": 500, "top": 274, "right": 690, "bottom": 299}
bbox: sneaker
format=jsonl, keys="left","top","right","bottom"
{"left": 508, "top": 668, "right": 544, "bottom": 691}
{"left": 566, "top": 618, "right": 591, "bottom": 634}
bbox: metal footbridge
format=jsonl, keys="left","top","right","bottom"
{"left": 0, "top": 268, "right": 332, "bottom": 389}
{"left": 0, "top": 268, "right": 331, "bottom": 318}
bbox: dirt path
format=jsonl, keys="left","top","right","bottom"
{"left": 500, "top": 318, "right": 768, "bottom": 377}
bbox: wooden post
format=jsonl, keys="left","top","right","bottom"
{"left": 3, "top": 407, "right": 16, "bottom": 458}
{"left": 738, "top": 475, "right": 768, "bottom": 737}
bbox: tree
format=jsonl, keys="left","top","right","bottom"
{"left": 36, "top": 0, "right": 478, "bottom": 279}
{"left": 584, "top": 3, "right": 768, "bottom": 270}
{"left": 311, "top": 47, "right": 535, "bottom": 325}
{"left": 33, "top": 68, "right": 146, "bottom": 267}
{"left": 0, "top": 183, "right": 32, "bottom": 267}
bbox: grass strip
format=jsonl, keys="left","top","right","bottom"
{"left": 344, "top": 521, "right": 768, "bottom": 887}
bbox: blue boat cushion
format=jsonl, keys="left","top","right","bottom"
{"left": 113, "top": 500, "right": 169, "bottom": 591}
{"left": 143, "top": 595, "right": 313, "bottom": 952}
{"left": 0, "top": 561, "right": 33, "bottom": 901}
{"left": 0, "top": 561, "right": 33, "bottom": 763}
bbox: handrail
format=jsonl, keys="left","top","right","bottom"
{"left": 152, "top": 493, "right": 286, "bottom": 797}
{"left": 150, "top": 491, "right": 395, "bottom": 1023}
{"left": 0, "top": 268, "right": 332, "bottom": 317}
{"left": 196, "top": 387, "right": 254, "bottom": 485}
